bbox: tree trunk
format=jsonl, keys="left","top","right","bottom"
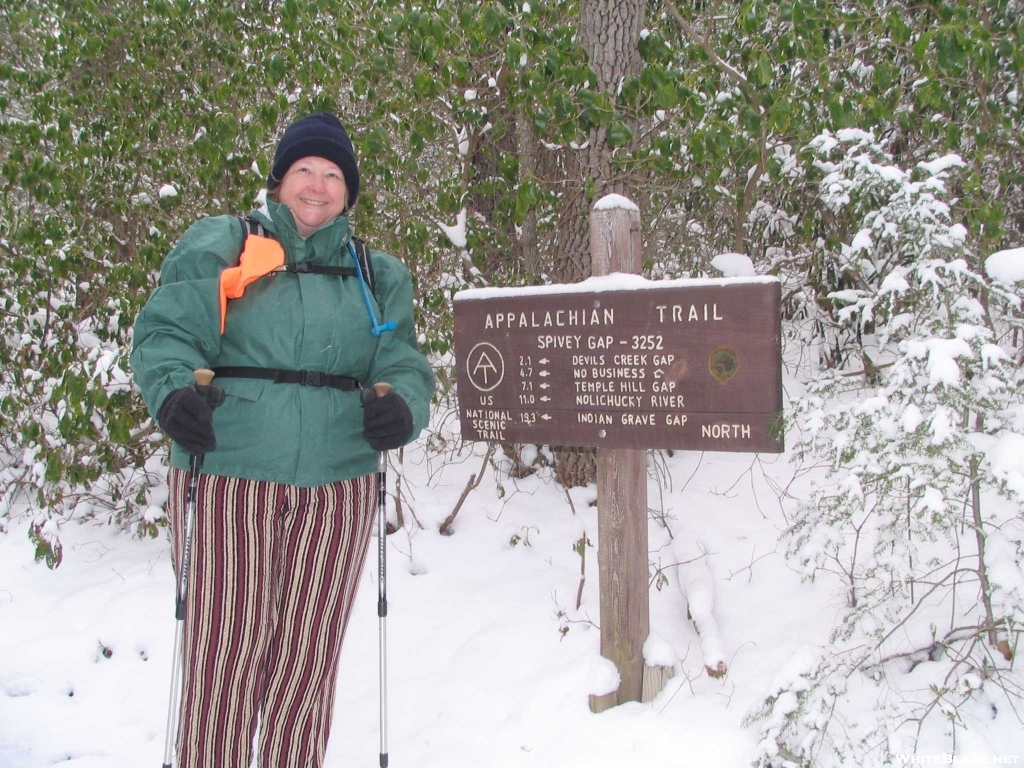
{"left": 552, "top": 0, "right": 645, "bottom": 284}
{"left": 554, "top": 445, "right": 598, "bottom": 488}
{"left": 516, "top": 104, "right": 541, "bottom": 280}
{"left": 552, "top": 0, "right": 646, "bottom": 484}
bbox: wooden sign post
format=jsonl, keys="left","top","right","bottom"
{"left": 589, "top": 200, "right": 649, "bottom": 711}
{"left": 452, "top": 196, "right": 783, "bottom": 712}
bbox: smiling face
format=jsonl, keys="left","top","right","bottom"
{"left": 276, "top": 156, "right": 349, "bottom": 238}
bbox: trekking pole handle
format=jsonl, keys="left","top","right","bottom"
{"left": 194, "top": 368, "right": 215, "bottom": 387}
{"left": 361, "top": 382, "right": 392, "bottom": 407}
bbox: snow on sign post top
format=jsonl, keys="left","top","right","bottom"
{"left": 454, "top": 276, "right": 784, "bottom": 453}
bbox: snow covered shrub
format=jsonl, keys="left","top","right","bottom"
{"left": 748, "top": 130, "right": 1024, "bottom": 767}
{"left": 0, "top": 4, "right": 289, "bottom": 562}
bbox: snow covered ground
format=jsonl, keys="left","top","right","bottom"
{"left": 1, "top": 425, "right": 1020, "bottom": 766}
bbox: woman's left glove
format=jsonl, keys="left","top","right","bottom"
{"left": 362, "top": 391, "right": 414, "bottom": 451}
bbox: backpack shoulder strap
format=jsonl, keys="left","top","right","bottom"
{"left": 237, "top": 215, "right": 269, "bottom": 240}
{"left": 351, "top": 236, "right": 376, "bottom": 295}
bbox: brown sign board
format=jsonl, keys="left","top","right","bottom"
{"left": 453, "top": 276, "right": 784, "bottom": 453}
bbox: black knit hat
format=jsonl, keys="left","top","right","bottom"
{"left": 269, "top": 112, "right": 360, "bottom": 211}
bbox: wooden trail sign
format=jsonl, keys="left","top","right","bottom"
{"left": 454, "top": 277, "right": 784, "bottom": 453}
{"left": 454, "top": 199, "right": 785, "bottom": 714}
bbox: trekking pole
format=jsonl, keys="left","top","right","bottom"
{"left": 161, "top": 368, "right": 216, "bottom": 768}
{"left": 361, "top": 382, "right": 392, "bottom": 768}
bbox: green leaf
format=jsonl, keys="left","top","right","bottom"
{"left": 29, "top": 525, "right": 63, "bottom": 569}
{"left": 606, "top": 122, "right": 633, "bottom": 148}
{"left": 752, "top": 54, "right": 774, "bottom": 87}
{"left": 268, "top": 55, "right": 286, "bottom": 84}
{"left": 656, "top": 82, "right": 678, "bottom": 109}
{"left": 363, "top": 126, "right": 390, "bottom": 157}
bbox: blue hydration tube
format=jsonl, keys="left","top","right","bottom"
{"left": 349, "top": 241, "right": 397, "bottom": 337}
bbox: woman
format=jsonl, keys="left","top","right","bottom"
{"left": 131, "top": 112, "right": 434, "bottom": 768}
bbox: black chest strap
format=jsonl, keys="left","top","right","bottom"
{"left": 281, "top": 262, "right": 357, "bottom": 276}
{"left": 213, "top": 366, "right": 361, "bottom": 391}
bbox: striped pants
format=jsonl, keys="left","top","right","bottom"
{"left": 166, "top": 467, "right": 377, "bottom": 768}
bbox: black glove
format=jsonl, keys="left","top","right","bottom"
{"left": 362, "top": 390, "right": 414, "bottom": 451}
{"left": 157, "top": 384, "right": 225, "bottom": 455}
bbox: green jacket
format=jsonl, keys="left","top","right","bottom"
{"left": 130, "top": 200, "right": 435, "bottom": 486}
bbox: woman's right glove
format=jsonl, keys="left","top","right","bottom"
{"left": 157, "top": 384, "right": 225, "bottom": 455}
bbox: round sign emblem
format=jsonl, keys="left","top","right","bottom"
{"left": 708, "top": 347, "right": 739, "bottom": 384}
{"left": 466, "top": 342, "right": 505, "bottom": 392}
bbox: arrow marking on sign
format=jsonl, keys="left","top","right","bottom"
{"left": 539, "top": 371, "right": 550, "bottom": 377}
{"left": 540, "top": 383, "right": 550, "bottom": 389}
{"left": 541, "top": 414, "right": 552, "bottom": 421}
{"left": 539, "top": 358, "right": 549, "bottom": 364}
{"left": 540, "top": 396, "right": 551, "bottom": 402}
